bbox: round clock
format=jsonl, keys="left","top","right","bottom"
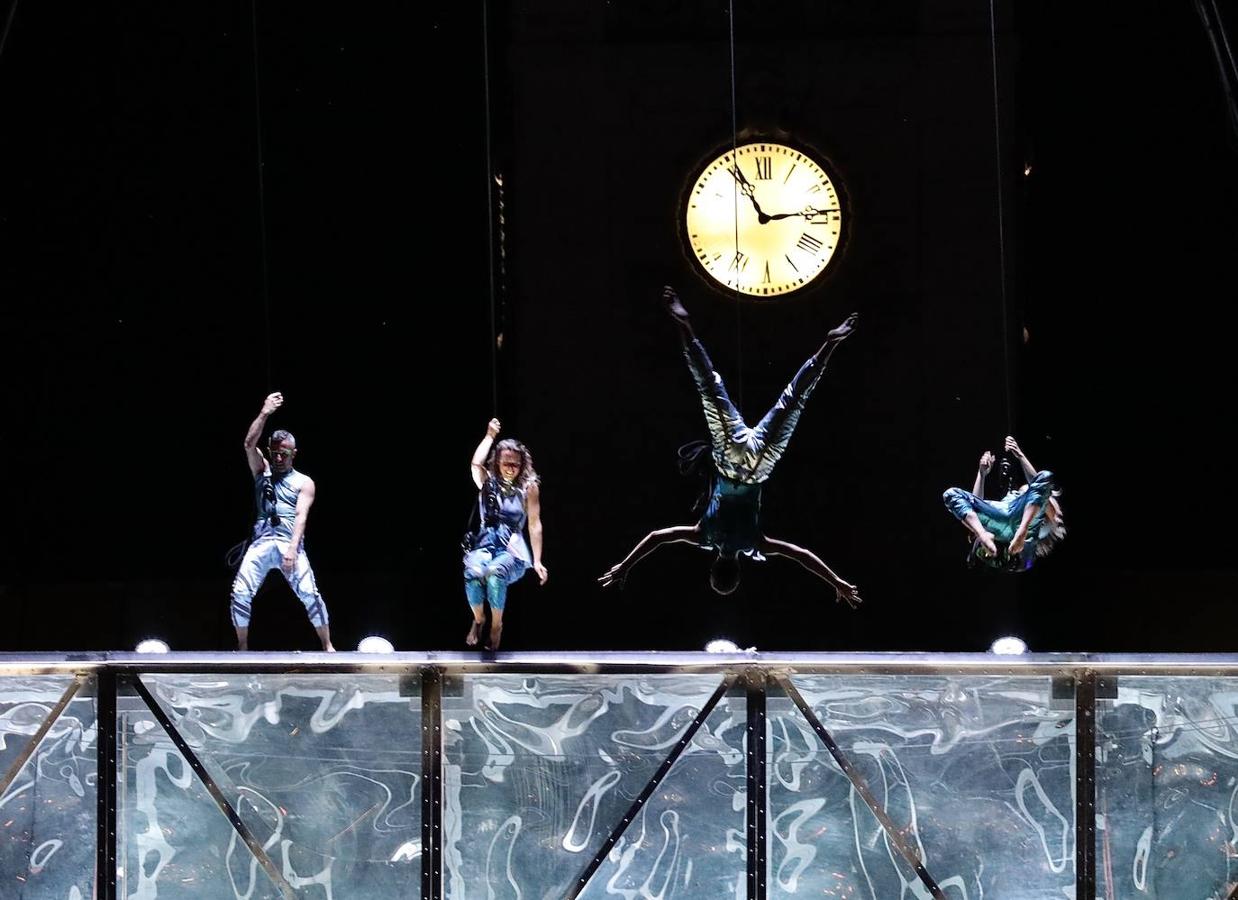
{"left": 684, "top": 141, "right": 845, "bottom": 298}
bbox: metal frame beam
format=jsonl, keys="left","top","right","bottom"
{"left": 129, "top": 674, "right": 297, "bottom": 900}
{"left": 745, "top": 671, "right": 768, "bottom": 900}
{"left": 96, "top": 670, "right": 117, "bottom": 900}
{"left": 1076, "top": 672, "right": 1098, "bottom": 900}
{"left": 421, "top": 666, "right": 443, "bottom": 900}
{"left": 0, "top": 674, "right": 84, "bottom": 797}
{"left": 566, "top": 675, "right": 737, "bottom": 900}
{"left": 776, "top": 673, "right": 947, "bottom": 899}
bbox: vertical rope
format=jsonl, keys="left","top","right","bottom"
{"left": 988, "top": 0, "right": 1013, "bottom": 437}
{"left": 728, "top": 0, "right": 744, "bottom": 410}
{"left": 1195, "top": 0, "right": 1238, "bottom": 142}
{"left": 250, "top": 0, "right": 273, "bottom": 388}
{"left": 0, "top": 0, "right": 21, "bottom": 63}
{"left": 482, "top": 0, "right": 500, "bottom": 412}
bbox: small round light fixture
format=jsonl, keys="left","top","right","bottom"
{"left": 989, "top": 636, "right": 1028, "bottom": 656}
{"left": 357, "top": 636, "right": 395, "bottom": 654}
{"left": 135, "top": 639, "right": 170, "bottom": 654}
{"left": 705, "top": 639, "right": 740, "bottom": 654}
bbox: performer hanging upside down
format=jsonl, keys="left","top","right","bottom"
{"left": 230, "top": 392, "right": 333, "bottom": 651}
{"left": 598, "top": 287, "right": 862, "bottom": 607}
{"left": 942, "top": 435, "right": 1066, "bottom": 570}
{"left": 463, "top": 418, "right": 548, "bottom": 651}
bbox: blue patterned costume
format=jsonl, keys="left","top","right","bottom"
{"left": 681, "top": 333, "right": 830, "bottom": 556}
{"left": 230, "top": 468, "right": 328, "bottom": 628}
{"left": 943, "top": 470, "right": 1057, "bottom": 570}
{"left": 463, "top": 477, "right": 531, "bottom": 612}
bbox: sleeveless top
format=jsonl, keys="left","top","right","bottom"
{"left": 251, "top": 469, "right": 309, "bottom": 545}
{"left": 472, "top": 476, "right": 532, "bottom": 564}
{"left": 697, "top": 475, "right": 764, "bottom": 558}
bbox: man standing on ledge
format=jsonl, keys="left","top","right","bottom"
{"left": 230, "top": 392, "right": 334, "bottom": 651}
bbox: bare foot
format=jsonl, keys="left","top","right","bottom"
{"left": 662, "top": 285, "right": 690, "bottom": 327}
{"left": 826, "top": 312, "right": 859, "bottom": 343}
{"left": 466, "top": 619, "right": 484, "bottom": 647}
{"left": 977, "top": 530, "right": 998, "bottom": 556}
{"left": 1009, "top": 531, "right": 1027, "bottom": 555}
{"left": 486, "top": 623, "right": 503, "bottom": 651}
{"left": 323, "top": 643, "right": 336, "bottom": 652}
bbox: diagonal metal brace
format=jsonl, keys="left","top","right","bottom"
{"left": 566, "top": 674, "right": 737, "bottom": 900}
{"left": 130, "top": 675, "right": 298, "bottom": 900}
{"left": 0, "top": 674, "right": 86, "bottom": 799}
{"left": 775, "top": 674, "right": 947, "bottom": 899}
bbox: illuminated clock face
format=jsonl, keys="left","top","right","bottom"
{"left": 685, "top": 142, "right": 844, "bottom": 297}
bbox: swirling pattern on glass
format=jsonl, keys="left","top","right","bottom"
{"left": 443, "top": 674, "right": 746, "bottom": 899}
{"left": 769, "top": 674, "right": 1076, "bottom": 899}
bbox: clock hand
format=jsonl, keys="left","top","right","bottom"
{"left": 726, "top": 165, "right": 767, "bottom": 217}
{"left": 763, "top": 206, "right": 840, "bottom": 221}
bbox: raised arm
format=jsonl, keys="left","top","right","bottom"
{"left": 1004, "top": 436, "right": 1037, "bottom": 481}
{"left": 244, "top": 392, "right": 283, "bottom": 477}
{"left": 598, "top": 526, "right": 700, "bottom": 588}
{"left": 471, "top": 418, "right": 501, "bottom": 488}
{"left": 525, "top": 481, "right": 548, "bottom": 584}
{"left": 759, "top": 535, "right": 862, "bottom": 608}
{"left": 973, "top": 450, "right": 994, "bottom": 497}
{"left": 280, "top": 477, "right": 315, "bottom": 573}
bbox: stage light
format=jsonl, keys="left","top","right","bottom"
{"left": 357, "top": 636, "right": 395, "bottom": 654}
{"left": 135, "top": 639, "right": 170, "bottom": 654}
{"left": 705, "top": 639, "right": 740, "bottom": 653}
{"left": 989, "top": 636, "right": 1028, "bottom": 655}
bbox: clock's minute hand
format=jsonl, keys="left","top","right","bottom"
{"left": 726, "top": 165, "right": 767, "bottom": 218}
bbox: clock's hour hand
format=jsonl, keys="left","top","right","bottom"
{"left": 763, "top": 206, "right": 839, "bottom": 222}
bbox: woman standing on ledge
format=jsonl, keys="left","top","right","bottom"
{"left": 463, "top": 418, "right": 548, "bottom": 650}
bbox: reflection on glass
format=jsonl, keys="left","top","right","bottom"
{"left": 0, "top": 675, "right": 98, "bottom": 899}
{"left": 21, "top": 664, "right": 1238, "bottom": 897}
{"left": 1098, "top": 676, "right": 1238, "bottom": 899}
{"left": 120, "top": 674, "right": 421, "bottom": 898}
{"left": 771, "top": 674, "right": 1075, "bottom": 899}
{"left": 443, "top": 674, "right": 745, "bottom": 899}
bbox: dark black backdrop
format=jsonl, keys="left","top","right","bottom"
{"left": 1, "top": 1, "right": 1235, "bottom": 653}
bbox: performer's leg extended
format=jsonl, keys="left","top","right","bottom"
{"left": 230, "top": 539, "right": 280, "bottom": 651}
{"left": 280, "top": 544, "right": 334, "bottom": 651}
{"left": 482, "top": 552, "right": 528, "bottom": 650}
{"left": 463, "top": 548, "right": 493, "bottom": 646}
{"left": 747, "top": 313, "right": 858, "bottom": 481}
{"left": 664, "top": 287, "right": 749, "bottom": 457}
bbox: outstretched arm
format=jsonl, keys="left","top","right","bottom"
{"left": 759, "top": 536, "right": 861, "bottom": 608}
{"left": 598, "top": 526, "right": 700, "bottom": 587}
{"left": 244, "top": 392, "right": 282, "bottom": 477}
